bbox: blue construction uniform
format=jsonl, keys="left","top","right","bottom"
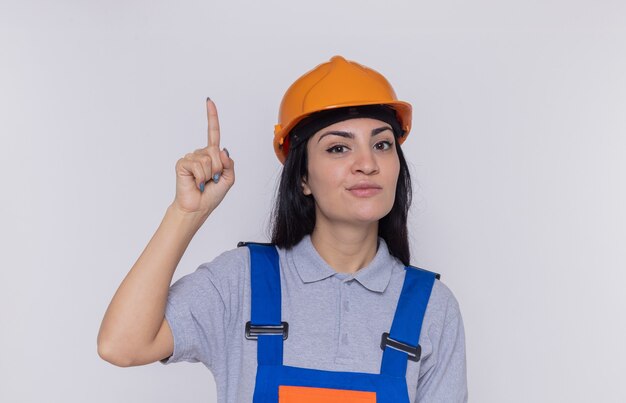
{"left": 245, "top": 243, "right": 437, "bottom": 402}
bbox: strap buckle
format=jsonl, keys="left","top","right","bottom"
{"left": 380, "top": 332, "right": 421, "bottom": 362}
{"left": 245, "top": 321, "right": 289, "bottom": 340}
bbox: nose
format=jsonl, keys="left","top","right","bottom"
{"left": 351, "top": 147, "right": 379, "bottom": 175}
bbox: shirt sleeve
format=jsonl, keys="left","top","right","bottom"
{"left": 159, "top": 247, "right": 248, "bottom": 370}
{"left": 415, "top": 290, "right": 468, "bottom": 402}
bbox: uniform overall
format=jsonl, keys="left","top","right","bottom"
{"left": 242, "top": 243, "right": 438, "bottom": 403}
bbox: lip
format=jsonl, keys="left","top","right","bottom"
{"left": 347, "top": 182, "right": 383, "bottom": 197}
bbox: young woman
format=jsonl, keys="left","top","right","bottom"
{"left": 98, "top": 56, "right": 467, "bottom": 402}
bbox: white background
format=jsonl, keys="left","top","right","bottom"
{"left": 1, "top": 0, "right": 625, "bottom": 402}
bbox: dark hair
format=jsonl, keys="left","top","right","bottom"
{"left": 270, "top": 106, "right": 412, "bottom": 265}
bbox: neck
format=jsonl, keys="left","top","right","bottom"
{"left": 310, "top": 218, "right": 379, "bottom": 274}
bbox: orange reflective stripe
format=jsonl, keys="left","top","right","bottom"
{"left": 278, "top": 385, "right": 376, "bottom": 403}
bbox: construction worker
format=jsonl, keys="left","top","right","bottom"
{"left": 98, "top": 56, "right": 468, "bottom": 402}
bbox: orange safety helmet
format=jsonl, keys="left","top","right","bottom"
{"left": 273, "top": 55, "right": 412, "bottom": 164}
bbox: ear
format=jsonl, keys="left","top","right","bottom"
{"left": 301, "top": 176, "right": 312, "bottom": 196}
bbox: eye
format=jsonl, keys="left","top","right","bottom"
{"left": 326, "top": 145, "right": 349, "bottom": 153}
{"left": 374, "top": 140, "right": 393, "bottom": 151}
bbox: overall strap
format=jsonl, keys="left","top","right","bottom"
{"left": 380, "top": 267, "right": 437, "bottom": 377}
{"left": 246, "top": 243, "right": 285, "bottom": 366}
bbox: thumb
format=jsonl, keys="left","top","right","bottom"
{"left": 219, "top": 148, "right": 234, "bottom": 178}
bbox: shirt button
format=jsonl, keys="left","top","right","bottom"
{"left": 343, "top": 301, "right": 350, "bottom": 312}
{"left": 342, "top": 333, "right": 349, "bottom": 344}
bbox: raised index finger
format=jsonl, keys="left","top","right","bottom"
{"left": 206, "top": 98, "right": 221, "bottom": 148}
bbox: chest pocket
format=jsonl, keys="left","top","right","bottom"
{"left": 279, "top": 385, "right": 376, "bottom": 402}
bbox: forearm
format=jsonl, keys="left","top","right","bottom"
{"left": 97, "top": 204, "right": 207, "bottom": 360}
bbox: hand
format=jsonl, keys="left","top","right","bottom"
{"left": 171, "top": 98, "right": 235, "bottom": 217}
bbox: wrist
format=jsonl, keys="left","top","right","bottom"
{"left": 166, "top": 203, "right": 209, "bottom": 229}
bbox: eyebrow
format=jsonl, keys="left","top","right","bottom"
{"left": 317, "top": 126, "right": 393, "bottom": 143}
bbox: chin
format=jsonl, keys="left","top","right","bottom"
{"left": 350, "top": 207, "right": 392, "bottom": 224}
{"left": 317, "top": 200, "right": 394, "bottom": 226}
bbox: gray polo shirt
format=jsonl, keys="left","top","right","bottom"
{"left": 161, "top": 235, "right": 467, "bottom": 402}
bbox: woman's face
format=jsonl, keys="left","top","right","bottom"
{"left": 302, "top": 117, "right": 400, "bottom": 226}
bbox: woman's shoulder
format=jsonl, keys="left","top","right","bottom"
{"left": 426, "top": 277, "right": 462, "bottom": 327}
{"left": 194, "top": 244, "right": 252, "bottom": 282}
{"left": 397, "top": 263, "right": 462, "bottom": 327}
{"left": 196, "top": 241, "right": 290, "bottom": 279}
{"left": 166, "top": 245, "right": 250, "bottom": 298}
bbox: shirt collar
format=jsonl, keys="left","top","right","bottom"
{"left": 289, "top": 234, "right": 395, "bottom": 293}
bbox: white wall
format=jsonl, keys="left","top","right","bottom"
{"left": 1, "top": 0, "right": 625, "bottom": 402}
